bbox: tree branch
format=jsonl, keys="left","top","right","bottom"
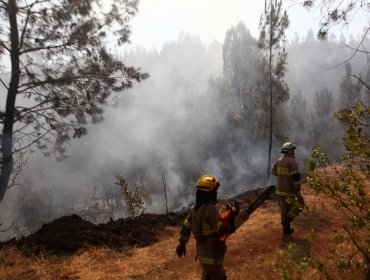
{"left": 19, "top": 41, "right": 75, "bottom": 55}
{"left": 0, "top": 41, "right": 11, "bottom": 53}
{"left": 325, "top": 26, "right": 370, "bottom": 70}
{"left": 19, "top": 3, "right": 34, "bottom": 50}
{"left": 349, "top": 74, "right": 370, "bottom": 91}
{"left": 13, "top": 129, "right": 51, "bottom": 154}
{"left": 343, "top": 225, "right": 370, "bottom": 262}
{"left": 17, "top": 0, "right": 49, "bottom": 10}
{"left": 0, "top": 78, "right": 8, "bottom": 90}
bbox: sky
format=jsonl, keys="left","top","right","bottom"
{"left": 128, "top": 0, "right": 369, "bottom": 51}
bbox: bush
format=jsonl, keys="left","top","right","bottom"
{"left": 271, "top": 101, "right": 370, "bottom": 279}
{"left": 115, "top": 174, "right": 145, "bottom": 219}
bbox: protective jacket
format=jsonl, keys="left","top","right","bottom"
{"left": 179, "top": 202, "right": 227, "bottom": 265}
{"left": 271, "top": 153, "right": 301, "bottom": 197}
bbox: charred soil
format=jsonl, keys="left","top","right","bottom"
{"left": 0, "top": 183, "right": 365, "bottom": 279}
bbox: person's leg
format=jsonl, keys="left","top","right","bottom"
{"left": 201, "top": 264, "right": 225, "bottom": 280}
{"left": 289, "top": 194, "right": 305, "bottom": 218}
{"left": 284, "top": 194, "right": 305, "bottom": 234}
{"left": 278, "top": 195, "right": 294, "bottom": 234}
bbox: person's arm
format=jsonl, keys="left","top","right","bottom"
{"left": 271, "top": 160, "right": 278, "bottom": 176}
{"left": 290, "top": 160, "right": 301, "bottom": 190}
{"left": 176, "top": 213, "right": 192, "bottom": 257}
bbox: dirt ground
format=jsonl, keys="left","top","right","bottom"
{"left": 0, "top": 181, "right": 366, "bottom": 279}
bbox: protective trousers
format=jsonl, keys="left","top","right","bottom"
{"left": 201, "top": 263, "right": 226, "bottom": 280}
{"left": 277, "top": 194, "right": 304, "bottom": 223}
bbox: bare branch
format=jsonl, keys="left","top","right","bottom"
{"left": 13, "top": 129, "right": 51, "bottom": 154}
{"left": 0, "top": 78, "right": 8, "bottom": 89}
{"left": 16, "top": 99, "right": 67, "bottom": 114}
{"left": 325, "top": 26, "right": 370, "bottom": 69}
{"left": 17, "top": 0, "right": 49, "bottom": 10}
{"left": 20, "top": 41, "right": 75, "bottom": 55}
{"left": 19, "top": 3, "right": 35, "bottom": 50}
{"left": 349, "top": 74, "right": 370, "bottom": 91}
{"left": 0, "top": 40, "right": 10, "bottom": 53}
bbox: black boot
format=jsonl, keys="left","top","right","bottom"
{"left": 282, "top": 217, "right": 294, "bottom": 235}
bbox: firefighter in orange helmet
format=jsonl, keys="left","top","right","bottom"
{"left": 272, "top": 142, "right": 305, "bottom": 235}
{"left": 175, "top": 175, "right": 239, "bottom": 280}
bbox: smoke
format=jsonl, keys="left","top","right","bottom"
{"left": 0, "top": 29, "right": 368, "bottom": 240}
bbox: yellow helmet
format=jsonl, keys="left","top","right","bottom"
{"left": 196, "top": 175, "right": 220, "bottom": 192}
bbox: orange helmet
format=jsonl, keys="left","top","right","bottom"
{"left": 196, "top": 175, "right": 220, "bottom": 192}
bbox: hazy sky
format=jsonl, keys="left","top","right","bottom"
{"left": 129, "top": 0, "right": 369, "bottom": 50}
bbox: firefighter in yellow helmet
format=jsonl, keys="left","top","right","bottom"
{"left": 175, "top": 175, "right": 239, "bottom": 280}
{"left": 272, "top": 142, "right": 305, "bottom": 235}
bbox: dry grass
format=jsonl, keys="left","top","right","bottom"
{"left": 0, "top": 183, "right": 367, "bottom": 279}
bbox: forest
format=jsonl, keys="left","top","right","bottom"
{"left": 0, "top": 0, "right": 368, "bottom": 244}
{"left": 0, "top": 0, "right": 368, "bottom": 279}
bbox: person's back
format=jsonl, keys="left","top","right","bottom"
{"left": 176, "top": 175, "right": 238, "bottom": 279}
{"left": 272, "top": 142, "right": 304, "bottom": 235}
{"left": 273, "top": 153, "right": 301, "bottom": 196}
{"left": 187, "top": 202, "right": 226, "bottom": 266}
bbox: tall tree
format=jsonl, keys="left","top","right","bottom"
{"left": 287, "top": 92, "right": 307, "bottom": 144}
{"left": 0, "top": 0, "right": 149, "bottom": 201}
{"left": 310, "top": 88, "right": 342, "bottom": 155}
{"left": 258, "top": 0, "right": 290, "bottom": 181}
{"left": 223, "top": 22, "right": 259, "bottom": 116}
{"left": 338, "top": 62, "right": 363, "bottom": 109}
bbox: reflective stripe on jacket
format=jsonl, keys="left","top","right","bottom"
{"left": 271, "top": 154, "right": 301, "bottom": 196}
{"left": 179, "top": 203, "right": 226, "bottom": 265}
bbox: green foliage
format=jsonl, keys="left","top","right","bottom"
{"left": 115, "top": 174, "right": 145, "bottom": 219}
{"left": 306, "top": 101, "right": 370, "bottom": 277}
{"left": 271, "top": 100, "right": 370, "bottom": 279}
{"left": 270, "top": 238, "right": 332, "bottom": 280}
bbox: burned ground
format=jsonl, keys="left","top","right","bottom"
{"left": 0, "top": 187, "right": 270, "bottom": 256}
{"left": 0, "top": 182, "right": 365, "bottom": 279}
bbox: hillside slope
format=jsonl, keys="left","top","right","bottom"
{"left": 0, "top": 182, "right": 364, "bottom": 279}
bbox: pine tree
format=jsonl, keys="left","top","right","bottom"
{"left": 258, "top": 0, "right": 290, "bottom": 181}
{"left": 222, "top": 22, "right": 259, "bottom": 116}
{"left": 0, "top": 0, "right": 149, "bottom": 201}
{"left": 338, "top": 62, "right": 363, "bottom": 109}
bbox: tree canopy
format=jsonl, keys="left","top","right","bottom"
{"left": 0, "top": 0, "right": 149, "bottom": 201}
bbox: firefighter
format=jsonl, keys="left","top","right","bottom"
{"left": 271, "top": 142, "right": 305, "bottom": 235}
{"left": 175, "top": 175, "right": 238, "bottom": 280}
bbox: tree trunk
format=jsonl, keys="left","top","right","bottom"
{"left": 266, "top": 0, "right": 273, "bottom": 182}
{"left": 0, "top": 0, "right": 20, "bottom": 201}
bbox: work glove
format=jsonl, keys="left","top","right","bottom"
{"left": 226, "top": 200, "right": 240, "bottom": 217}
{"left": 176, "top": 241, "right": 186, "bottom": 257}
